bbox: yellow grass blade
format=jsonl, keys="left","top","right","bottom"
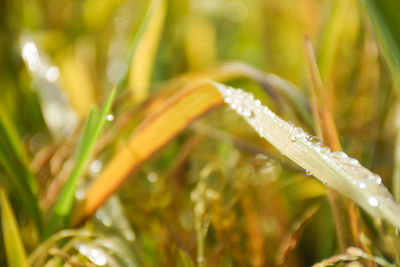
{"left": 77, "top": 81, "right": 223, "bottom": 223}
{"left": 0, "top": 188, "right": 29, "bottom": 267}
{"left": 129, "top": 0, "right": 167, "bottom": 103}
{"left": 59, "top": 47, "right": 96, "bottom": 117}
{"left": 184, "top": 16, "right": 217, "bottom": 70}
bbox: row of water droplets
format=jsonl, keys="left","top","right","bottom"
{"left": 215, "top": 84, "right": 384, "bottom": 209}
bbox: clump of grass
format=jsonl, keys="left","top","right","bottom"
{"left": 2, "top": 0, "right": 400, "bottom": 266}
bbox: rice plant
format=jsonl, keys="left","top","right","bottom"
{"left": 1, "top": 0, "right": 400, "bottom": 266}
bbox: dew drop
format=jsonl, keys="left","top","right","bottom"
{"left": 289, "top": 134, "right": 297, "bottom": 143}
{"left": 307, "top": 136, "right": 322, "bottom": 146}
{"left": 331, "top": 151, "right": 348, "bottom": 159}
{"left": 359, "top": 182, "right": 366, "bottom": 189}
{"left": 344, "top": 157, "right": 359, "bottom": 166}
{"left": 306, "top": 169, "right": 312, "bottom": 176}
{"left": 371, "top": 174, "right": 382, "bottom": 184}
{"left": 105, "top": 114, "right": 114, "bottom": 121}
{"left": 367, "top": 196, "right": 379, "bottom": 207}
{"left": 242, "top": 110, "right": 254, "bottom": 118}
{"left": 320, "top": 147, "right": 331, "bottom": 155}
{"left": 90, "top": 160, "right": 103, "bottom": 175}
{"left": 147, "top": 172, "right": 158, "bottom": 183}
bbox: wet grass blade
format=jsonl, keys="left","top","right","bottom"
{"left": 77, "top": 81, "right": 223, "bottom": 223}
{"left": 44, "top": 89, "right": 116, "bottom": 238}
{"left": 362, "top": 0, "right": 400, "bottom": 91}
{"left": 0, "top": 108, "right": 42, "bottom": 234}
{"left": 215, "top": 83, "right": 400, "bottom": 229}
{"left": 0, "top": 188, "right": 29, "bottom": 267}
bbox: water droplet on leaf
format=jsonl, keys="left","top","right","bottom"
{"left": 367, "top": 196, "right": 379, "bottom": 207}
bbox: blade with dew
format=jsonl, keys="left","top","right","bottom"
{"left": 44, "top": 89, "right": 116, "bottom": 238}
{"left": 0, "top": 188, "right": 29, "bottom": 267}
{"left": 214, "top": 82, "right": 400, "bottom": 229}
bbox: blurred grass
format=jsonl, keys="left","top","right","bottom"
{"left": 0, "top": 188, "right": 29, "bottom": 267}
{"left": 1, "top": 0, "right": 400, "bottom": 266}
{"left": 129, "top": 0, "right": 167, "bottom": 103}
{"left": 45, "top": 89, "right": 115, "bottom": 238}
{"left": 0, "top": 108, "right": 42, "bottom": 234}
{"left": 362, "top": 0, "right": 400, "bottom": 90}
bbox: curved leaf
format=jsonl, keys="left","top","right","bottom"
{"left": 78, "top": 81, "right": 223, "bottom": 223}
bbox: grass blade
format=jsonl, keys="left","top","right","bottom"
{"left": 0, "top": 108, "right": 42, "bottom": 234}
{"left": 318, "top": 0, "right": 348, "bottom": 82}
{"left": 44, "top": 89, "right": 116, "bottom": 238}
{"left": 276, "top": 204, "right": 319, "bottom": 265}
{"left": 362, "top": 0, "right": 400, "bottom": 91}
{"left": 77, "top": 81, "right": 224, "bottom": 223}
{"left": 305, "top": 37, "right": 358, "bottom": 250}
{"left": 179, "top": 249, "right": 196, "bottom": 267}
{"left": 129, "top": 0, "right": 167, "bottom": 103}
{"left": 394, "top": 104, "right": 400, "bottom": 201}
{"left": 115, "top": 0, "right": 165, "bottom": 93}
{"left": 312, "top": 247, "right": 395, "bottom": 267}
{"left": 0, "top": 188, "right": 29, "bottom": 267}
{"left": 215, "top": 83, "right": 400, "bottom": 229}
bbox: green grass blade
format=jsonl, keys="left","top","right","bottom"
{"left": 0, "top": 107, "right": 37, "bottom": 193}
{"left": 0, "top": 188, "right": 29, "bottom": 267}
{"left": 44, "top": 89, "right": 116, "bottom": 238}
{"left": 0, "top": 109, "right": 42, "bottom": 234}
{"left": 362, "top": 0, "right": 400, "bottom": 90}
{"left": 363, "top": 0, "right": 400, "bottom": 217}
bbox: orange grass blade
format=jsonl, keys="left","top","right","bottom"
{"left": 78, "top": 81, "right": 224, "bottom": 223}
